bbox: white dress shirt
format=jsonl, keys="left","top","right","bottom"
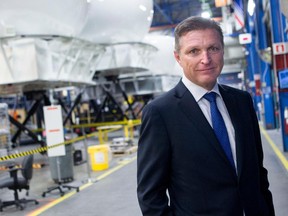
{"left": 181, "top": 76, "right": 237, "bottom": 169}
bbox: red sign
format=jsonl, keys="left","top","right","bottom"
{"left": 273, "top": 42, "right": 288, "bottom": 55}
{"left": 239, "top": 33, "right": 252, "bottom": 44}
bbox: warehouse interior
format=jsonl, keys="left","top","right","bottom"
{"left": 0, "top": 0, "right": 288, "bottom": 215}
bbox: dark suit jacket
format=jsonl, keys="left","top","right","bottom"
{"left": 137, "top": 81, "right": 274, "bottom": 216}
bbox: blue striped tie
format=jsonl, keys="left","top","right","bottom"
{"left": 204, "top": 92, "right": 235, "bottom": 170}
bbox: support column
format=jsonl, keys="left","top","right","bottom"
{"left": 255, "top": 0, "right": 276, "bottom": 129}
{"left": 270, "top": 0, "right": 288, "bottom": 151}
{"left": 245, "top": 10, "right": 262, "bottom": 118}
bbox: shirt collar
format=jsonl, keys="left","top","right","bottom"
{"left": 182, "top": 75, "right": 221, "bottom": 102}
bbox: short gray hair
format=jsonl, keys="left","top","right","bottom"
{"left": 174, "top": 16, "right": 224, "bottom": 52}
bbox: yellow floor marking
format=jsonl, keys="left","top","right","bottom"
{"left": 260, "top": 125, "right": 288, "bottom": 171}
{"left": 27, "top": 156, "right": 137, "bottom": 216}
{"left": 96, "top": 156, "right": 137, "bottom": 181}
{"left": 26, "top": 191, "right": 77, "bottom": 216}
{"left": 26, "top": 125, "right": 288, "bottom": 216}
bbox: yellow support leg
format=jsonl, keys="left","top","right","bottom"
{"left": 98, "top": 129, "right": 104, "bottom": 144}
{"left": 124, "top": 125, "right": 129, "bottom": 139}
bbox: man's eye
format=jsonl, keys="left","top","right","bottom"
{"left": 208, "top": 46, "right": 220, "bottom": 53}
{"left": 190, "top": 49, "right": 200, "bottom": 54}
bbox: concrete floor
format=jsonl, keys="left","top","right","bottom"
{"left": 0, "top": 126, "right": 288, "bottom": 216}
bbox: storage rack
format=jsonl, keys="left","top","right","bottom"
{"left": 0, "top": 103, "right": 11, "bottom": 157}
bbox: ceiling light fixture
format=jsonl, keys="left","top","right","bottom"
{"left": 200, "top": 0, "right": 212, "bottom": 18}
{"left": 139, "top": 4, "right": 147, "bottom": 12}
{"left": 247, "top": 0, "right": 256, "bottom": 16}
{"left": 201, "top": 11, "right": 211, "bottom": 18}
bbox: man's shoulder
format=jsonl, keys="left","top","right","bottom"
{"left": 219, "top": 84, "right": 250, "bottom": 97}
{"left": 149, "top": 89, "right": 175, "bottom": 106}
{"left": 145, "top": 83, "right": 182, "bottom": 110}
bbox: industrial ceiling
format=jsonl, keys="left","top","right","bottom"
{"left": 151, "top": 0, "right": 224, "bottom": 29}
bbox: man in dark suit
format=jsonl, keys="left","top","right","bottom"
{"left": 137, "top": 16, "right": 274, "bottom": 216}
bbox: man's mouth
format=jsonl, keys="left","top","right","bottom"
{"left": 197, "top": 68, "right": 215, "bottom": 72}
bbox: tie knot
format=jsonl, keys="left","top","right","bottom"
{"left": 204, "top": 92, "right": 217, "bottom": 103}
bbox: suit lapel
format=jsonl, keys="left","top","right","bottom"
{"left": 174, "top": 82, "right": 236, "bottom": 171}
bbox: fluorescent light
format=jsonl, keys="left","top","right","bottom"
{"left": 248, "top": 0, "right": 255, "bottom": 16}
{"left": 139, "top": 4, "right": 147, "bottom": 11}
{"left": 201, "top": 11, "right": 211, "bottom": 18}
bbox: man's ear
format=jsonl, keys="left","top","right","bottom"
{"left": 174, "top": 51, "right": 181, "bottom": 65}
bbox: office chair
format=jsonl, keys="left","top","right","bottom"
{"left": 0, "top": 154, "right": 39, "bottom": 211}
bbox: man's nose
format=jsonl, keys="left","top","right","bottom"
{"left": 200, "top": 51, "right": 211, "bottom": 64}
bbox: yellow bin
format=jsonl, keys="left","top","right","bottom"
{"left": 88, "top": 145, "right": 110, "bottom": 171}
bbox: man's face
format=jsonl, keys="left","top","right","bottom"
{"left": 174, "top": 29, "right": 224, "bottom": 90}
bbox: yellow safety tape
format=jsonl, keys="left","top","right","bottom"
{"left": 69, "top": 119, "right": 141, "bottom": 129}
{"left": 17, "top": 119, "right": 141, "bottom": 133}
{"left": 0, "top": 131, "right": 100, "bottom": 162}
{"left": 0, "top": 119, "right": 139, "bottom": 162}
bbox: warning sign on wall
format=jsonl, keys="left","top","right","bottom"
{"left": 239, "top": 33, "right": 252, "bottom": 44}
{"left": 273, "top": 42, "right": 288, "bottom": 55}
